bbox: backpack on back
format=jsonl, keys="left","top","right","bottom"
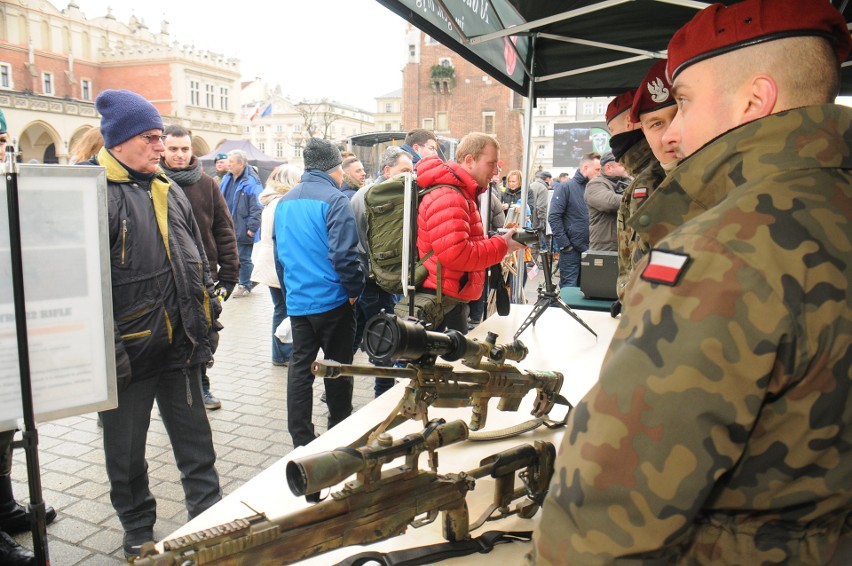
{"left": 364, "top": 174, "right": 466, "bottom": 295}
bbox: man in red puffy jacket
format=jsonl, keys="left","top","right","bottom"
{"left": 414, "top": 132, "right": 525, "bottom": 333}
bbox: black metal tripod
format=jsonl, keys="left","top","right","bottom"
{"left": 514, "top": 238, "right": 597, "bottom": 340}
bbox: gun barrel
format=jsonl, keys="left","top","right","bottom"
{"left": 287, "top": 419, "right": 469, "bottom": 496}
{"left": 311, "top": 360, "right": 417, "bottom": 380}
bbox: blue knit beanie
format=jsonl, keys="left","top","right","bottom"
{"left": 96, "top": 89, "right": 163, "bottom": 148}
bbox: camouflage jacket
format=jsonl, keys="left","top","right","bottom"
{"left": 615, "top": 138, "right": 665, "bottom": 300}
{"left": 531, "top": 104, "right": 852, "bottom": 565}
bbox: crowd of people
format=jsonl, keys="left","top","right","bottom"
{"left": 1, "top": 0, "right": 849, "bottom": 563}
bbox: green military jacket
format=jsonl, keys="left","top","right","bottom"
{"left": 615, "top": 136, "right": 665, "bottom": 300}
{"left": 532, "top": 104, "right": 852, "bottom": 565}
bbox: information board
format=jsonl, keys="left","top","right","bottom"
{"left": 0, "top": 164, "right": 116, "bottom": 431}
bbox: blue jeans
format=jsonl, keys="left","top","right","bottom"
{"left": 354, "top": 286, "right": 398, "bottom": 397}
{"left": 288, "top": 301, "right": 356, "bottom": 447}
{"left": 558, "top": 248, "right": 582, "bottom": 288}
{"left": 99, "top": 366, "right": 221, "bottom": 531}
{"left": 270, "top": 286, "right": 292, "bottom": 364}
{"left": 237, "top": 243, "right": 254, "bottom": 287}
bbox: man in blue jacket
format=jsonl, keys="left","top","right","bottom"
{"left": 273, "top": 137, "right": 364, "bottom": 447}
{"left": 219, "top": 150, "right": 262, "bottom": 297}
{"left": 548, "top": 152, "right": 601, "bottom": 287}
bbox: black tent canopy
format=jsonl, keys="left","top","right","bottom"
{"left": 376, "top": 0, "right": 852, "bottom": 100}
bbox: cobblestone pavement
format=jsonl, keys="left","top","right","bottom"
{"left": 8, "top": 284, "right": 378, "bottom": 565}
{"left": 10, "top": 267, "right": 547, "bottom": 565}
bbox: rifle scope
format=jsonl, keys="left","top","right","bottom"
{"left": 363, "top": 311, "right": 528, "bottom": 366}
{"left": 286, "top": 419, "right": 468, "bottom": 497}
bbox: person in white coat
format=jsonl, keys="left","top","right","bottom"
{"left": 251, "top": 165, "right": 303, "bottom": 366}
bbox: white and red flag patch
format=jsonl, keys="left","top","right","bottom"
{"left": 633, "top": 187, "right": 648, "bottom": 199}
{"left": 641, "top": 249, "right": 690, "bottom": 286}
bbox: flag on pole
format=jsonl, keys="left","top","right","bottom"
{"left": 260, "top": 103, "right": 273, "bottom": 118}
{"left": 248, "top": 103, "right": 261, "bottom": 122}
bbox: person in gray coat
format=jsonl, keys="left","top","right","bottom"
{"left": 584, "top": 153, "right": 629, "bottom": 251}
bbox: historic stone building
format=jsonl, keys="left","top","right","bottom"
{"left": 402, "top": 25, "right": 524, "bottom": 173}
{"left": 0, "top": 1, "right": 241, "bottom": 163}
{"left": 241, "top": 79, "right": 374, "bottom": 169}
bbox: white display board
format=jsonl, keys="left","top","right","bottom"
{"left": 0, "top": 164, "right": 117, "bottom": 431}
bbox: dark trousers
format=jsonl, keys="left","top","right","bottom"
{"left": 0, "top": 430, "right": 13, "bottom": 477}
{"left": 354, "top": 286, "right": 398, "bottom": 397}
{"left": 288, "top": 301, "right": 356, "bottom": 447}
{"left": 439, "top": 302, "right": 470, "bottom": 335}
{"left": 237, "top": 243, "right": 254, "bottom": 287}
{"left": 270, "top": 286, "right": 293, "bottom": 364}
{"left": 100, "top": 366, "right": 221, "bottom": 532}
{"left": 558, "top": 248, "right": 582, "bottom": 288}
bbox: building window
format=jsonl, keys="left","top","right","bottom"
{"left": 482, "top": 111, "right": 496, "bottom": 134}
{"left": 276, "top": 124, "right": 283, "bottom": 133}
{"left": 425, "top": 36, "right": 438, "bottom": 45}
{"left": 220, "top": 87, "right": 229, "bottom": 111}
{"left": 80, "top": 79, "right": 91, "bottom": 101}
{"left": 422, "top": 118, "right": 434, "bottom": 129}
{"left": 42, "top": 72, "right": 54, "bottom": 95}
{"left": 559, "top": 104, "right": 568, "bottom": 115}
{"left": 384, "top": 123, "right": 392, "bottom": 131}
{"left": 538, "top": 124, "right": 546, "bottom": 136}
{"left": 276, "top": 142, "right": 284, "bottom": 158}
{"left": 0, "top": 63, "right": 13, "bottom": 89}
{"left": 583, "top": 101, "right": 594, "bottom": 115}
{"left": 243, "top": 126, "right": 250, "bottom": 133}
{"left": 258, "top": 142, "right": 265, "bottom": 153}
{"left": 205, "top": 84, "right": 215, "bottom": 108}
{"left": 190, "top": 80, "right": 200, "bottom": 106}
{"left": 257, "top": 125, "right": 264, "bottom": 133}
{"left": 537, "top": 106, "right": 546, "bottom": 116}
{"left": 436, "top": 111, "right": 448, "bottom": 131}
{"left": 385, "top": 102, "right": 393, "bottom": 113}
{"left": 596, "top": 102, "right": 607, "bottom": 115}
{"left": 409, "top": 44, "right": 416, "bottom": 57}
{"left": 294, "top": 145, "right": 302, "bottom": 158}
{"left": 293, "top": 124, "right": 301, "bottom": 132}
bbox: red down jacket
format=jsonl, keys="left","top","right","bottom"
{"left": 415, "top": 156, "right": 508, "bottom": 301}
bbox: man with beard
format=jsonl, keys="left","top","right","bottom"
{"left": 160, "top": 125, "right": 239, "bottom": 410}
{"left": 584, "top": 152, "right": 629, "bottom": 251}
{"left": 340, "top": 156, "right": 366, "bottom": 199}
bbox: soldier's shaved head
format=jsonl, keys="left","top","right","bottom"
{"left": 711, "top": 37, "right": 840, "bottom": 107}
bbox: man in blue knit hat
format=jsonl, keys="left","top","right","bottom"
{"left": 94, "top": 89, "right": 222, "bottom": 558}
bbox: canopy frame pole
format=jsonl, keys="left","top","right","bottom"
{"left": 512, "top": 35, "right": 537, "bottom": 304}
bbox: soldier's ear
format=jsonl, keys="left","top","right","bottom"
{"left": 741, "top": 75, "right": 778, "bottom": 124}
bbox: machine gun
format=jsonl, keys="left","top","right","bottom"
{"left": 130, "top": 419, "right": 556, "bottom": 566}
{"left": 312, "top": 312, "right": 569, "bottom": 442}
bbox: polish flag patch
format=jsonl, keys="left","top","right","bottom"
{"left": 641, "top": 249, "right": 690, "bottom": 286}
{"left": 633, "top": 187, "right": 648, "bottom": 199}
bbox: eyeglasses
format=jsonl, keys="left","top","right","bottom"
{"left": 138, "top": 134, "right": 167, "bottom": 145}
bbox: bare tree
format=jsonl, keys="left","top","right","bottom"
{"left": 295, "top": 99, "right": 341, "bottom": 140}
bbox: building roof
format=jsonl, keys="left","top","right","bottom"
{"left": 375, "top": 88, "right": 403, "bottom": 99}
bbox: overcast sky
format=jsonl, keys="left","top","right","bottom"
{"left": 69, "top": 0, "right": 409, "bottom": 111}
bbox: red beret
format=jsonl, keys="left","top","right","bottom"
{"left": 668, "top": 0, "right": 851, "bottom": 81}
{"left": 630, "top": 59, "right": 675, "bottom": 124}
{"left": 605, "top": 89, "right": 637, "bottom": 124}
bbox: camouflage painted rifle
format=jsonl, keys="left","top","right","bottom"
{"left": 312, "top": 312, "right": 566, "bottom": 441}
{"left": 130, "top": 419, "right": 555, "bottom": 566}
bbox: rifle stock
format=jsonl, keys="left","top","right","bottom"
{"left": 130, "top": 433, "right": 556, "bottom": 565}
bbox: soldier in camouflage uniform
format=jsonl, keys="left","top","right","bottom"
{"left": 614, "top": 59, "right": 679, "bottom": 302}
{"left": 530, "top": 0, "right": 851, "bottom": 563}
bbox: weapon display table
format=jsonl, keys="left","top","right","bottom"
{"left": 163, "top": 305, "right": 620, "bottom": 564}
